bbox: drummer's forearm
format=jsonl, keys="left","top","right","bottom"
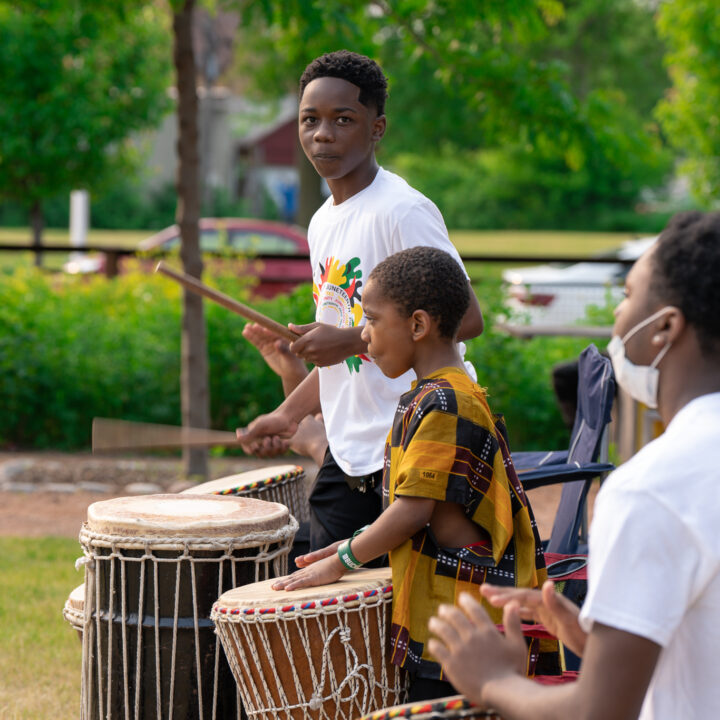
{"left": 350, "top": 497, "right": 435, "bottom": 564}
{"left": 277, "top": 368, "right": 321, "bottom": 421}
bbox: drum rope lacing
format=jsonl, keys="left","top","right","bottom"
{"left": 213, "top": 587, "right": 407, "bottom": 719}
{"left": 79, "top": 516, "right": 298, "bottom": 720}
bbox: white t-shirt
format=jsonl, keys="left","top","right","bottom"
{"left": 309, "top": 167, "right": 472, "bottom": 476}
{"left": 579, "top": 393, "right": 720, "bottom": 720}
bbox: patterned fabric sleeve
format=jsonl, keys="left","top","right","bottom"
{"left": 390, "top": 379, "right": 515, "bottom": 565}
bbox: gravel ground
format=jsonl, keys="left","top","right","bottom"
{"left": 0, "top": 451, "right": 318, "bottom": 537}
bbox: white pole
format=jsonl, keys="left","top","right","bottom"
{"left": 70, "top": 190, "right": 89, "bottom": 248}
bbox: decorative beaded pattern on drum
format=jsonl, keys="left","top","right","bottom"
{"left": 181, "top": 466, "right": 310, "bottom": 523}
{"left": 78, "top": 494, "right": 299, "bottom": 720}
{"left": 214, "top": 584, "right": 392, "bottom": 617}
{"left": 359, "top": 695, "right": 500, "bottom": 720}
{"left": 211, "top": 569, "right": 407, "bottom": 719}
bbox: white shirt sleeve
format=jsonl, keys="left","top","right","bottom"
{"left": 579, "top": 486, "right": 706, "bottom": 647}
{"left": 392, "top": 200, "right": 467, "bottom": 272}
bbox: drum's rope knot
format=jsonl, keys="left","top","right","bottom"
{"left": 75, "top": 556, "right": 93, "bottom": 571}
{"left": 308, "top": 694, "right": 323, "bottom": 710}
{"left": 339, "top": 626, "right": 352, "bottom": 644}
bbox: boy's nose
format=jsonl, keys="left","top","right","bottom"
{"left": 313, "top": 120, "right": 335, "bottom": 143}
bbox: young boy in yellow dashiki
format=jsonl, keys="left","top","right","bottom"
{"left": 272, "top": 246, "right": 553, "bottom": 702}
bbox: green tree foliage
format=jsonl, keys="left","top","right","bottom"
{"left": 0, "top": 1, "right": 172, "bottom": 236}
{"left": 655, "top": 0, "right": 720, "bottom": 205}
{"left": 232, "top": 0, "right": 671, "bottom": 229}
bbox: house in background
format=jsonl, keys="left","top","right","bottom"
{"left": 141, "top": 91, "right": 302, "bottom": 222}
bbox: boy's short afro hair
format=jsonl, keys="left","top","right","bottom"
{"left": 369, "top": 246, "right": 469, "bottom": 339}
{"left": 299, "top": 50, "right": 388, "bottom": 116}
{"left": 651, "top": 211, "right": 720, "bottom": 356}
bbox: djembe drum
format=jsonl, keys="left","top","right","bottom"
{"left": 211, "top": 568, "right": 406, "bottom": 720}
{"left": 63, "top": 582, "right": 85, "bottom": 642}
{"left": 358, "top": 695, "right": 501, "bottom": 719}
{"left": 182, "top": 464, "right": 309, "bottom": 523}
{"left": 78, "top": 493, "right": 298, "bottom": 720}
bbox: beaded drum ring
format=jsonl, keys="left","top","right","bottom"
{"left": 358, "top": 695, "right": 501, "bottom": 719}
{"left": 211, "top": 568, "right": 407, "bottom": 720}
{"left": 182, "top": 464, "right": 309, "bottom": 523}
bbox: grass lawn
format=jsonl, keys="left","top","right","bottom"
{"left": 448, "top": 229, "right": 639, "bottom": 257}
{"left": 0, "top": 537, "right": 83, "bottom": 719}
{"left": 0, "top": 226, "right": 639, "bottom": 275}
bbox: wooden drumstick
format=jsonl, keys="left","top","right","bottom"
{"left": 155, "top": 261, "right": 300, "bottom": 342}
{"left": 92, "top": 417, "right": 239, "bottom": 452}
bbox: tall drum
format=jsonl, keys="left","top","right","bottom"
{"left": 182, "top": 464, "right": 309, "bottom": 523}
{"left": 78, "top": 493, "right": 298, "bottom": 720}
{"left": 211, "top": 568, "right": 406, "bottom": 720}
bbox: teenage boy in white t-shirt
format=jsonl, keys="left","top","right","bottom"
{"left": 428, "top": 211, "right": 720, "bottom": 720}
{"left": 237, "top": 50, "right": 484, "bottom": 551}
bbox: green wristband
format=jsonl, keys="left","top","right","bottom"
{"left": 352, "top": 524, "right": 371, "bottom": 538}
{"left": 337, "top": 539, "right": 363, "bottom": 570}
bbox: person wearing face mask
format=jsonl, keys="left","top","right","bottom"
{"left": 427, "top": 210, "right": 720, "bottom": 720}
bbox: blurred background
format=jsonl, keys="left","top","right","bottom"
{"left": 2, "top": 1, "right": 718, "bottom": 716}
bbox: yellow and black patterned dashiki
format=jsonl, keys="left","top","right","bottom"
{"left": 383, "top": 367, "right": 553, "bottom": 679}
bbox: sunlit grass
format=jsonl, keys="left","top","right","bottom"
{"left": 448, "top": 229, "right": 638, "bottom": 257}
{"left": 0, "top": 227, "right": 149, "bottom": 247}
{"left": 0, "top": 537, "right": 83, "bottom": 719}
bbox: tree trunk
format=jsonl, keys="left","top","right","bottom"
{"left": 173, "top": 0, "right": 209, "bottom": 480}
{"left": 30, "top": 199, "right": 44, "bottom": 268}
{"left": 296, "top": 139, "right": 324, "bottom": 228}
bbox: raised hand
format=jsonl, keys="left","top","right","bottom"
{"left": 481, "top": 580, "right": 587, "bottom": 657}
{"left": 289, "top": 322, "right": 366, "bottom": 366}
{"left": 243, "top": 323, "right": 308, "bottom": 391}
{"left": 428, "top": 593, "right": 527, "bottom": 706}
{"left": 236, "top": 411, "right": 298, "bottom": 456}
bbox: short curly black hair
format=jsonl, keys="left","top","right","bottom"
{"left": 299, "top": 50, "right": 388, "bottom": 116}
{"left": 650, "top": 211, "right": 720, "bottom": 356}
{"left": 368, "top": 246, "right": 469, "bottom": 339}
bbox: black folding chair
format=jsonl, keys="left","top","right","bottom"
{"left": 513, "top": 343, "right": 616, "bottom": 555}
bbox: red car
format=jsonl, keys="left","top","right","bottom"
{"left": 64, "top": 218, "right": 311, "bottom": 298}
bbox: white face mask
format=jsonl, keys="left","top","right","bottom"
{"left": 607, "top": 307, "right": 673, "bottom": 409}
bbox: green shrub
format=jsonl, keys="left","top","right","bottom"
{"left": 0, "top": 265, "right": 314, "bottom": 449}
{"left": 464, "top": 280, "right": 587, "bottom": 451}
{"left": 0, "top": 266, "right": 586, "bottom": 452}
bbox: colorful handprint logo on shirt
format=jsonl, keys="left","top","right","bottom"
{"left": 313, "top": 256, "right": 370, "bottom": 373}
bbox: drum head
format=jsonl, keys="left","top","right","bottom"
{"left": 214, "top": 566, "right": 392, "bottom": 615}
{"left": 181, "top": 465, "right": 303, "bottom": 496}
{"left": 67, "top": 583, "right": 85, "bottom": 612}
{"left": 86, "top": 493, "right": 289, "bottom": 538}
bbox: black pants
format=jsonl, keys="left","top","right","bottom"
{"left": 407, "top": 675, "right": 458, "bottom": 703}
{"left": 308, "top": 447, "right": 384, "bottom": 551}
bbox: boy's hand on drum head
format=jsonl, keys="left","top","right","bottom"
{"left": 271, "top": 554, "right": 346, "bottom": 592}
{"left": 294, "top": 540, "right": 344, "bottom": 568}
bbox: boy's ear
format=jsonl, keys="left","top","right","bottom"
{"left": 410, "top": 309, "right": 432, "bottom": 341}
{"left": 372, "top": 114, "right": 386, "bottom": 142}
